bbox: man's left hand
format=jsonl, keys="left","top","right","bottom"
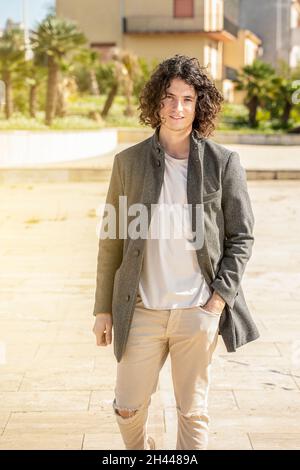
{"left": 202, "top": 291, "right": 226, "bottom": 315}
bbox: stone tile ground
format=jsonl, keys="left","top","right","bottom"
{"left": 0, "top": 180, "right": 299, "bottom": 449}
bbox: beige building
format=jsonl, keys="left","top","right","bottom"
{"left": 223, "top": 29, "right": 261, "bottom": 103}
{"left": 56, "top": 0, "right": 261, "bottom": 102}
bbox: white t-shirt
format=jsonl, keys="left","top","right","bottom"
{"left": 138, "top": 151, "right": 212, "bottom": 309}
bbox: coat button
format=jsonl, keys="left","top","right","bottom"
{"left": 134, "top": 249, "right": 140, "bottom": 256}
{"left": 126, "top": 294, "right": 131, "bottom": 301}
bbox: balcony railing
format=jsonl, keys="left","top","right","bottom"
{"left": 123, "top": 15, "right": 238, "bottom": 38}
{"left": 123, "top": 14, "right": 240, "bottom": 35}
{"left": 223, "top": 16, "right": 239, "bottom": 38}
{"left": 124, "top": 15, "right": 209, "bottom": 33}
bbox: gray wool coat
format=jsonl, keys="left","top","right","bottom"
{"left": 93, "top": 127, "right": 260, "bottom": 362}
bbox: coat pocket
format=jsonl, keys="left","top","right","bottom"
{"left": 203, "top": 188, "right": 221, "bottom": 203}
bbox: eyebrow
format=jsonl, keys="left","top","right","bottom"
{"left": 166, "top": 92, "right": 196, "bottom": 99}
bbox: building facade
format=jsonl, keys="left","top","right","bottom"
{"left": 56, "top": 0, "right": 262, "bottom": 102}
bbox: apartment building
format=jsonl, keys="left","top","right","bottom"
{"left": 239, "top": 0, "right": 300, "bottom": 70}
{"left": 56, "top": 0, "right": 261, "bottom": 102}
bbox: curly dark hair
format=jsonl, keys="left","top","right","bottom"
{"left": 138, "top": 54, "right": 224, "bottom": 138}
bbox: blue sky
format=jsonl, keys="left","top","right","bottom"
{"left": 0, "top": 0, "right": 55, "bottom": 30}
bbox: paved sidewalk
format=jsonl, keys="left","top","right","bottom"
{"left": 1, "top": 142, "right": 300, "bottom": 183}
{"left": 39, "top": 142, "right": 300, "bottom": 171}
{"left": 0, "top": 180, "right": 300, "bottom": 449}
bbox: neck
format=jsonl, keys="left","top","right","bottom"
{"left": 158, "top": 125, "right": 192, "bottom": 159}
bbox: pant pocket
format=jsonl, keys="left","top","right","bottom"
{"left": 197, "top": 305, "right": 222, "bottom": 317}
{"left": 195, "top": 307, "right": 221, "bottom": 344}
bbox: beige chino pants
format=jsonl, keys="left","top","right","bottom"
{"left": 112, "top": 294, "right": 221, "bottom": 450}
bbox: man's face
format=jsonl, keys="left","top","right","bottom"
{"left": 159, "top": 78, "right": 197, "bottom": 132}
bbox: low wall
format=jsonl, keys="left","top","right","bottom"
{"left": 1, "top": 127, "right": 300, "bottom": 169}
{"left": 0, "top": 128, "right": 118, "bottom": 167}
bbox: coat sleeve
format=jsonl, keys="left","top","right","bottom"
{"left": 210, "top": 151, "right": 255, "bottom": 309}
{"left": 92, "top": 153, "right": 124, "bottom": 315}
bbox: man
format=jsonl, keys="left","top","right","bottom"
{"left": 92, "top": 54, "right": 260, "bottom": 450}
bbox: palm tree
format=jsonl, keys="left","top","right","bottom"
{"left": 268, "top": 76, "right": 296, "bottom": 128}
{"left": 0, "top": 27, "right": 25, "bottom": 118}
{"left": 273, "top": 61, "right": 300, "bottom": 128}
{"left": 101, "top": 48, "right": 141, "bottom": 119}
{"left": 260, "top": 60, "right": 300, "bottom": 129}
{"left": 30, "top": 15, "right": 86, "bottom": 125}
{"left": 75, "top": 48, "right": 101, "bottom": 95}
{"left": 234, "top": 60, "right": 275, "bottom": 128}
{"left": 56, "top": 73, "right": 77, "bottom": 118}
{"left": 22, "top": 54, "right": 47, "bottom": 118}
{"left": 101, "top": 55, "right": 124, "bottom": 119}
{"left": 119, "top": 50, "right": 141, "bottom": 117}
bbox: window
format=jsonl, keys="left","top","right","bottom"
{"left": 204, "top": 43, "right": 218, "bottom": 79}
{"left": 174, "top": 0, "right": 194, "bottom": 18}
{"left": 204, "top": 0, "right": 223, "bottom": 31}
{"left": 290, "top": 45, "right": 300, "bottom": 68}
{"left": 245, "top": 38, "right": 258, "bottom": 65}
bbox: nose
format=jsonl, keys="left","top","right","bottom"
{"left": 173, "top": 99, "right": 183, "bottom": 112}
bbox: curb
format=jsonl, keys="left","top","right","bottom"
{"left": 117, "top": 128, "right": 300, "bottom": 146}
{"left": 1, "top": 168, "right": 300, "bottom": 183}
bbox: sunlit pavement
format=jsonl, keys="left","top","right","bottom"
{"left": 0, "top": 178, "right": 299, "bottom": 450}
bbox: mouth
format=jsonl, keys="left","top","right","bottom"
{"left": 170, "top": 116, "right": 184, "bottom": 120}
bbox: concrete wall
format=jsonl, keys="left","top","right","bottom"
{"left": 124, "top": 33, "right": 206, "bottom": 64}
{"left": 224, "top": 0, "right": 240, "bottom": 24}
{"left": 56, "top": 0, "right": 122, "bottom": 45}
{"left": 124, "top": 0, "right": 205, "bottom": 17}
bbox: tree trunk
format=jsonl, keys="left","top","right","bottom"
{"left": 124, "top": 78, "right": 134, "bottom": 117}
{"left": 45, "top": 56, "right": 59, "bottom": 126}
{"left": 89, "top": 70, "right": 100, "bottom": 96}
{"left": 281, "top": 101, "right": 292, "bottom": 128}
{"left": 101, "top": 82, "right": 118, "bottom": 118}
{"left": 248, "top": 95, "right": 258, "bottom": 128}
{"left": 29, "top": 84, "right": 37, "bottom": 118}
{"left": 3, "top": 71, "right": 13, "bottom": 119}
{"left": 55, "top": 78, "right": 67, "bottom": 118}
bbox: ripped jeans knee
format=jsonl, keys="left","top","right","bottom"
{"left": 112, "top": 398, "right": 139, "bottom": 419}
